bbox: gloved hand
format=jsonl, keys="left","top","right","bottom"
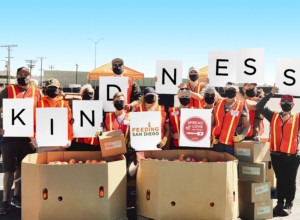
{"left": 157, "top": 136, "right": 168, "bottom": 149}
{"left": 233, "top": 134, "right": 245, "bottom": 143}
{"left": 64, "top": 140, "right": 72, "bottom": 148}
{"left": 0, "top": 128, "right": 5, "bottom": 136}
{"left": 95, "top": 130, "right": 103, "bottom": 136}
{"left": 30, "top": 139, "right": 39, "bottom": 149}
{"left": 211, "top": 136, "right": 218, "bottom": 145}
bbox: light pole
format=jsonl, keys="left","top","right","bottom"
{"left": 25, "top": 59, "right": 37, "bottom": 74}
{"left": 75, "top": 64, "right": 79, "bottom": 84}
{"left": 88, "top": 38, "right": 104, "bottom": 69}
{"left": 1, "top": 44, "right": 18, "bottom": 84}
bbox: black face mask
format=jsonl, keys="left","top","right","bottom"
{"left": 245, "top": 89, "right": 256, "bottom": 98}
{"left": 17, "top": 77, "right": 30, "bottom": 86}
{"left": 189, "top": 74, "right": 199, "bottom": 82}
{"left": 114, "top": 100, "right": 125, "bottom": 110}
{"left": 112, "top": 64, "right": 123, "bottom": 75}
{"left": 179, "top": 97, "right": 190, "bottom": 106}
{"left": 46, "top": 87, "right": 58, "bottom": 98}
{"left": 144, "top": 94, "right": 155, "bottom": 104}
{"left": 225, "top": 90, "right": 236, "bottom": 99}
{"left": 82, "top": 93, "right": 94, "bottom": 100}
{"left": 204, "top": 96, "right": 215, "bottom": 104}
{"left": 281, "top": 103, "right": 293, "bottom": 112}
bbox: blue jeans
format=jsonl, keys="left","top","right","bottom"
{"left": 213, "top": 142, "right": 234, "bottom": 155}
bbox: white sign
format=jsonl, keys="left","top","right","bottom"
{"left": 276, "top": 58, "right": 300, "bottom": 96}
{"left": 208, "top": 50, "right": 237, "bottom": 86}
{"left": 237, "top": 48, "right": 264, "bottom": 84}
{"left": 36, "top": 108, "right": 68, "bottom": 147}
{"left": 130, "top": 112, "right": 161, "bottom": 151}
{"left": 99, "top": 77, "right": 128, "bottom": 112}
{"left": 179, "top": 108, "right": 211, "bottom": 147}
{"left": 72, "top": 100, "right": 103, "bottom": 138}
{"left": 3, "top": 99, "right": 34, "bottom": 137}
{"left": 155, "top": 60, "right": 182, "bottom": 94}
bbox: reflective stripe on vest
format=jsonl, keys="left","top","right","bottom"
{"left": 212, "top": 99, "right": 225, "bottom": 137}
{"left": 225, "top": 101, "right": 241, "bottom": 144}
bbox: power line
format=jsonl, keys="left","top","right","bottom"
{"left": 37, "top": 57, "right": 46, "bottom": 86}
{"left": 0, "top": 44, "right": 18, "bottom": 85}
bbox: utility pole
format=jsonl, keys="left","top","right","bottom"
{"left": 25, "top": 59, "right": 37, "bottom": 74}
{"left": 49, "top": 65, "right": 55, "bottom": 71}
{"left": 1, "top": 44, "right": 18, "bottom": 85}
{"left": 37, "top": 57, "right": 46, "bottom": 86}
{"left": 75, "top": 64, "right": 79, "bottom": 84}
{"left": 88, "top": 38, "right": 104, "bottom": 69}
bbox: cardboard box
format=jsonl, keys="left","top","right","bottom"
{"left": 136, "top": 150, "right": 239, "bottom": 220}
{"left": 99, "top": 129, "right": 127, "bottom": 157}
{"left": 234, "top": 141, "right": 271, "bottom": 163}
{"left": 239, "top": 199, "right": 273, "bottom": 220}
{"left": 22, "top": 151, "right": 127, "bottom": 220}
{"left": 238, "top": 181, "right": 271, "bottom": 202}
{"left": 238, "top": 162, "right": 267, "bottom": 183}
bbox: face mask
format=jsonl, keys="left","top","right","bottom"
{"left": 179, "top": 97, "right": 190, "bottom": 106}
{"left": 46, "top": 87, "right": 58, "bottom": 98}
{"left": 281, "top": 103, "right": 293, "bottom": 112}
{"left": 189, "top": 74, "right": 199, "bottom": 82}
{"left": 245, "top": 89, "right": 256, "bottom": 98}
{"left": 225, "top": 90, "right": 236, "bottom": 99}
{"left": 82, "top": 93, "right": 94, "bottom": 100}
{"left": 114, "top": 100, "right": 124, "bottom": 110}
{"left": 144, "top": 94, "right": 155, "bottom": 104}
{"left": 17, "top": 77, "right": 30, "bottom": 86}
{"left": 112, "top": 64, "right": 123, "bottom": 75}
{"left": 204, "top": 96, "right": 215, "bottom": 104}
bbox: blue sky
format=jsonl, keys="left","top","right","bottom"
{"left": 1, "top": 0, "right": 299, "bottom": 84}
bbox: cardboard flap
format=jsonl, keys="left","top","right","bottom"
{"left": 99, "top": 129, "right": 127, "bottom": 157}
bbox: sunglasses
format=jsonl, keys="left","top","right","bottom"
{"left": 281, "top": 101, "right": 293, "bottom": 105}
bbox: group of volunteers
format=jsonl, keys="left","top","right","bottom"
{"left": 0, "top": 57, "right": 299, "bottom": 217}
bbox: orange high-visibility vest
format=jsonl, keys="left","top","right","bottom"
{"left": 37, "top": 97, "right": 74, "bottom": 141}
{"left": 169, "top": 107, "right": 180, "bottom": 147}
{"left": 186, "top": 82, "right": 206, "bottom": 108}
{"left": 136, "top": 105, "right": 166, "bottom": 138}
{"left": 270, "top": 112, "right": 299, "bottom": 154}
{"left": 105, "top": 112, "right": 130, "bottom": 144}
{"left": 7, "top": 84, "right": 40, "bottom": 106}
{"left": 212, "top": 98, "right": 244, "bottom": 146}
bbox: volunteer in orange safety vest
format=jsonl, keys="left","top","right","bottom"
{"left": 135, "top": 87, "right": 170, "bottom": 149}
{"left": 105, "top": 92, "right": 131, "bottom": 149}
{"left": 111, "top": 58, "right": 142, "bottom": 111}
{"left": 178, "top": 66, "right": 208, "bottom": 109}
{"left": 211, "top": 82, "right": 250, "bottom": 155}
{"left": 68, "top": 84, "right": 100, "bottom": 151}
{"left": 30, "top": 78, "right": 74, "bottom": 152}
{"left": 256, "top": 86, "right": 300, "bottom": 217}
{"left": 169, "top": 88, "right": 192, "bottom": 148}
{"left": 0, "top": 67, "right": 41, "bottom": 214}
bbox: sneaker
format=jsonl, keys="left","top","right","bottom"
{"left": 284, "top": 202, "right": 293, "bottom": 214}
{"left": 11, "top": 196, "right": 21, "bottom": 208}
{"left": 273, "top": 204, "right": 289, "bottom": 217}
{"left": 0, "top": 201, "right": 9, "bottom": 215}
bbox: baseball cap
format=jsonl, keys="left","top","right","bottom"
{"left": 188, "top": 66, "right": 198, "bottom": 74}
{"left": 112, "top": 58, "right": 124, "bottom": 65}
{"left": 16, "top": 67, "right": 30, "bottom": 76}
{"left": 244, "top": 83, "right": 257, "bottom": 87}
{"left": 45, "top": 78, "right": 60, "bottom": 88}
{"left": 281, "top": 94, "right": 293, "bottom": 102}
{"left": 143, "top": 87, "right": 157, "bottom": 96}
{"left": 225, "top": 82, "right": 238, "bottom": 91}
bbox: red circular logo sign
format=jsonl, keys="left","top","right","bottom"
{"left": 183, "top": 117, "right": 208, "bottom": 142}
